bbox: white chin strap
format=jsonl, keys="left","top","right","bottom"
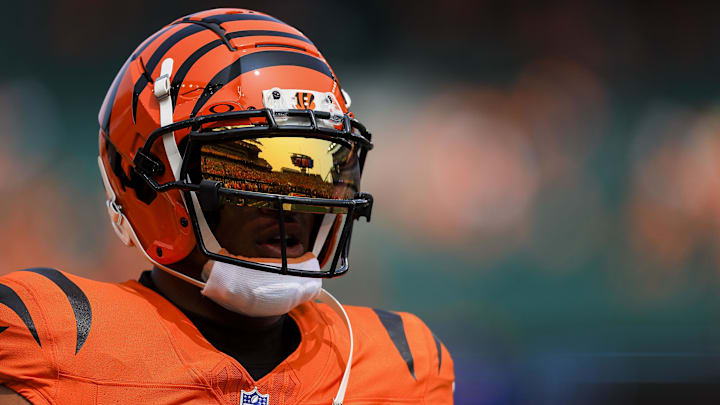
{"left": 155, "top": 58, "right": 183, "bottom": 181}
{"left": 155, "top": 58, "right": 222, "bottom": 255}
{"left": 101, "top": 57, "right": 354, "bottom": 404}
{"left": 313, "top": 214, "right": 336, "bottom": 257}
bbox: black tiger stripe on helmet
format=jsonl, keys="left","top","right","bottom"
{"left": 189, "top": 50, "right": 335, "bottom": 117}
{"left": 105, "top": 10, "right": 310, "bottom": 134}
{"left": 131, "top": 16, "right": 314, "bottom": 122}
{"left": 100, "top": 25, "right": 173, "bottom": 135}
{"left": 132, "top": 14, "right": 302, "bottom": 121}
{"left": 168, "top": 30, "right": 315, "bottom": 111}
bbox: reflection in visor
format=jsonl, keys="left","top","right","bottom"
{"left": 199, "top": 137, "right": 359, "bottom": 212}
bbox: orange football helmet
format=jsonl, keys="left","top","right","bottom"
{"left": 97, "top": 8, "right": 373, "bottom": 282}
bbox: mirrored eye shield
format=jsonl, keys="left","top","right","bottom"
{"left": 133, "top": 108, "right": 372, "bottom": 184}
{"left": 131, "top": 108, "right": 372, "bottom": 196}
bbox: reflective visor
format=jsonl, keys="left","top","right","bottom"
{"left": 199, "top": 136, "right": 360, "bottom": 213}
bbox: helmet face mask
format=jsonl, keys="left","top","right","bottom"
{"left": 98, "top": 8, "right": 373, "bottom": 281}
{"left": 158, "top": 110, "right": 373, "bottom": 277}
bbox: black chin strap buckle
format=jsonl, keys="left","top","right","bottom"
{"left": 133, "top": 149, "right": 164, "bottom": 177}
{"left": 198, "top": 180, "right": 222, "bottom": 212}
{"left": 354, "top": 192, "right": 373, "bottom": 222}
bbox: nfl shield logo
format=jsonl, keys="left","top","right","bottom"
{"left": 240, "top": 387, "right": 269, "bottom": 405}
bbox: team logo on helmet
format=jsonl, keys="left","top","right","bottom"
{"left": 295, "top": 92, "right": 316, "bottom": 110}
{"left": 240, "top": 387, "right": 269, "bottom": 405}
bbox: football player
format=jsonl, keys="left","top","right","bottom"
{"left": 0, "top": 8, "right": 454, "bottom": 404}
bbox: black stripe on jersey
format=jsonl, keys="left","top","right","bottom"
{"left": 22, "top": 268, "right": 92, "bottom": 354}
{"left": 373, "top": 309, "right": 416, "bottom": 380}
{"left": 432, "top": 332, "right": 442, "bottom": 373}
{"left": 190, "top": 50, "right": 334, "bottom": 117}
{"left": 0, "top": 283, "right": 41, "bottom": 346}
{"left": 170, "top": 30, "right": 314, "bottom": 107}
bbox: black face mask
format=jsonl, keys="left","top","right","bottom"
{"left": 131, "top": 109, "right": 373, "bottom": 277}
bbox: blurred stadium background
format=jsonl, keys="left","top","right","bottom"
{"left": 3, "top": 1, "right": 720, "bottom": 403}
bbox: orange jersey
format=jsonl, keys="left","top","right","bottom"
{"left": 0, "top": 268, "right": 454, "bottom": 404}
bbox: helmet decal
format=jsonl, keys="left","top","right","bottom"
{"left": 295, "top": 92, "right": 315, "bottom": 109}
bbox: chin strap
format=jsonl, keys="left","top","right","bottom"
{"left": 154, "top": 58, "right": 183, "bottom": 181}
{"left": 189, "top": 186, "right": 222, "bottom": 254}
{"left": 312, "top": 214, "right": 336, "bottom": 257}
{"left": 316, "top": 289, "right": 354, "bottom": 405}
{"left": 153, "top": 57, "right": 223, "bottom": 255}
